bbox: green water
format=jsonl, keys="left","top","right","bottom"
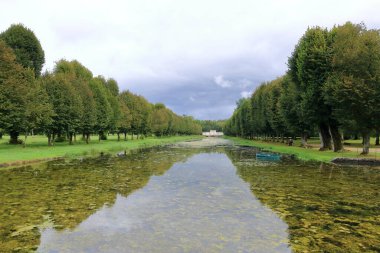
{"left": 0, "top": 147, "right": 379, "bottom": 252}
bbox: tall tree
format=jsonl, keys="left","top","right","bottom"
{"left": 54, "top": 60, "right": 96, "bottom": 143}
{"left": 151, "top": 103, "right": 170, "bottom": 136}
{"left": 0, "top": 41, "right": 51, "bottom": 144}
{"left": 42, "top": 72, "right": 83, "bottom": 145}
{"left": 117, "top": 92, "right": 132, "bottom": 140}
{"left": 288, "top": 27, "right": 342, "bottom": 151}
{"left": 324, "top": 22, "right": 380, "bottom": 154}
{"left": 0, "top": 24, "right": 45, "bottom": 77}
{"left": 89, "top": 77, "right": 112, "bottom": 141}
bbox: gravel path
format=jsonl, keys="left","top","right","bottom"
{"left": 173, "top": 137, "right": 233, "bottom": 148}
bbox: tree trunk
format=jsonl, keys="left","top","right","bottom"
{"left": 23, "top": 132, "right": 28, "bottom": 148}
{"left": 131, "top": 133, "right": 134, "bottom": 140}
{"left": 376, "top": 131, "right": 379, "bottom": 146}
{"left": 52, "top": 133, "right": 56, "bottom": 145}
{"left": 361, "top": 132, "right": 370, "bottom": 155}
{"left": 300, "top": 133, "right": 308, "bottom": 147}
{"left": 47, "top": 134, "right": 52, "bottom": 146}
{"left": 329, "top": 124, "right": 343, "bottom": 152}
{"left": 69, "top": 133, "right": 73, "bottom": 145}
{"left": 86, "top": 133, "right": 90, "bottom": 144}
{"left": 124, "top": 132, "right": 127, "bottom": 141}
{"left": 318, "top": 123, "right": 332, "bottom": 151}
{"left": 74, "top": 133, "right": 77, "bottom": 142}
{"left": 0, "top": 131, "right": 3, "bottom": 139}
{"left": 9, "top": 131, "right": 19, "bottom": 144}
{"left": 117, "top": 132, "right": 120, "bottom": 141}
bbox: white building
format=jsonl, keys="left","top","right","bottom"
{"left": 202, "top": 130, "right": 224, "bottom": 137}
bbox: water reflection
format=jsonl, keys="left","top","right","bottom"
{"left": 226, "top": 148, "right": 380, "bottom": 252}
{"left": 0, "top": 148, "right": 197, "bottom": 252}
{"left": 37, "top": 152, "right": 290, "bottom": 252}
{"left": 1, "top": 146, "right": 378, "bottom": 252}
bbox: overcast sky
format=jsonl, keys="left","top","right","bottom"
{"left": 1, "top": 0, "right": 380, "bottom": 119}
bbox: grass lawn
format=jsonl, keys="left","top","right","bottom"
{"left": 0, "top": 134, "right": 202, "bottom": 166}
{"left": 225, "top": 136, "right": 380, "bottom": 162}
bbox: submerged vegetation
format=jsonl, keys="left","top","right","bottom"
{"left": 1, "top": 144, "right": 378, "bottom": 252}
{"left": 0, "top": 148, "right": 199, "bottom": 252}
{"left": 225, "top": 22, "right": 380, "bottom": 155}
{"left": 226, "top": 148, "right": 380, "bottom": 252}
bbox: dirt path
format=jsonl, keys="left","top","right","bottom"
{"left": 173, "top": 137, "right": 233, "bottom": 148}
{"left": 308, "top": 144, "right": 380, "bottom": 154}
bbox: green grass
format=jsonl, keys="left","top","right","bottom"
{"left": 0, "top": 135, "right": 202, "bottom": 166}
{"left": 225, "top": 136, "right": 380, "bottom": 162}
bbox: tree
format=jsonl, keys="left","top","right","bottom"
{"left": 42, "top": 72, "right": 83, "bottom": 145}
{"left": 151, "top": 103, "right": 170, "bottom": 136}
{"left": 53, "top": 59, "right": 97, "bottom": 143}
{"left": 117, "top": 92, "right": 132, "bottom": 140}
{"left": 105, "top": 78, "right": 119, "bottom": 97}
{"left": 24, "top": 79, "right": 53, "bottom": 146}
{"left": 89, "top": 77, "right": 112, "bottom": 140}
{"left": 0, "top": 24, "right": 45, "bottom": 77}
{"left": 288, "top": 27, "right": 343, "bottom": 151}
{"left": 104, "top": 78, "right": 121, "bottom": 135}
{"left": 0, "top": 41, "right": 52, "bottom": 144}
{"left": 324, "top": 22, "right": 380, "bottom": 154}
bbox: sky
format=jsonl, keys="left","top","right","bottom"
{"left": 1, "top": 0, "right": 380, "bottom": 120}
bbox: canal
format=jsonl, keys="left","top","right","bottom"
{"left": 0, "top": 139, "right": 379, "bottom": 252}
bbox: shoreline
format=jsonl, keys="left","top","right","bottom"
{"left": 225, "top": 136, "right": 380, "bottom": 163}
{"left": 0, "top": 135, "right": 202, "bottom": 169}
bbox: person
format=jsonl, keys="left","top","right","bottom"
{"left": 288, "top": 138, "right": 294, "bottom": 146}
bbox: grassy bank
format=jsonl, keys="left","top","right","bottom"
{"left": 225, "top": 136, "right": 380, "bottom": 162}
{"left": 0, "top": 135, "right": 202, "bottom": 166}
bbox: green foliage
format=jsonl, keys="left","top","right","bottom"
{"left": 197, "top": 120, "right": 225, "bottom": 132}
{"left": 0, "top": 41, "right": 52, "bottom": 144}
{"left": 324, "top": 23, "right": 380, "bottom": 132}
{"left": 0, "top": 24, "right": 45, "bottom": 77}
{"left": 42, "top": 72, "right": 83, "bottom": 141}
{"left": 0, "top": 22, "right": 205, "bottom": 146}
{"left": 225, "top": 21, "right": 380, "bottom": 154}
{"left": 89, "top": 77, "right": 113, "bottom": 138}
{"left": 151, "top": 104, "right": 170, "bottom": 136}
{"left": 54, "top": 60, "right": 96, "bottom": 137}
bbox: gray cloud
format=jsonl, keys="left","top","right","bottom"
{"left": 1, "top": 0, "right": 380, "bottom": 119}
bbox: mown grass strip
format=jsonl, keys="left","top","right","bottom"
{"left": 0, "top": 135, "right": 202, "bottom": 166}
{"left": 225, "top": 136, "right": 380, "bottom": 162}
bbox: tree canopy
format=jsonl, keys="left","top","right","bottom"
{"left": 0, "top": 24, "right": 45, "bottom": 77}
{"left": 225, "top": 22, "right": 380, "bottom": 154}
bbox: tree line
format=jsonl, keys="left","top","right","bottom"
{"left": 0, "top": 24, "right": 202, "bottom": 146}
{"left": 224, "top": 22, "right": 380, "bottom": 154}
{"left": 196, "top": 120, "right": 225, "bottom": 132}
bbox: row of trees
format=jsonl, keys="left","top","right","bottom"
{"left": 196, "top": 120, "right": 225, "bottom": 132}
{"left": 0, "top": 24, "right": 201, "bottom": 146}
{"left": 225, "top": 22, "right": 380, "bottom": 154}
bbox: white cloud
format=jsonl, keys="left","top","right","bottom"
{"left": 239, "top": 79, "right": 252, "bottom": 88}
{"left": 241, "top": 91, "right": 251, "bottom": 98}
{"left": 214, "top": 75, "right": 233, "bottom": 88}
{"left": 1, "top": 0, "right": 380, "bottom": 119}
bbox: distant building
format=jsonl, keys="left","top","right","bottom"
{"left": 202, "top": 130, "right": 224, "bottom": 137}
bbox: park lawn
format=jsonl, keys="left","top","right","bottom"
{"left": 0, "top": 135, "right": 202, "bottom": 166}
{"left": 225, "top": 136, "right": 380, "bottom": 162}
